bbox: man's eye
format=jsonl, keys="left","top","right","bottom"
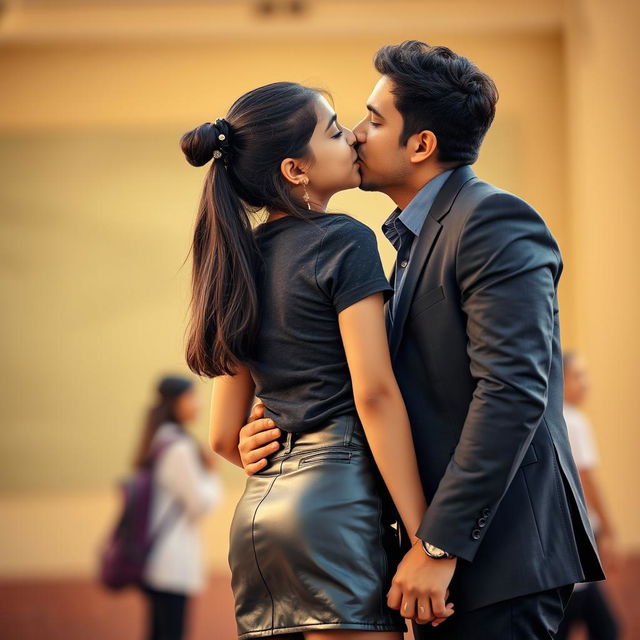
{"left": 369, "top": 121, "right": 380, "bottom": 127}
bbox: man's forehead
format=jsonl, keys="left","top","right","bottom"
{"left": 367, "top": 76, "right": 394, "bottom": 112}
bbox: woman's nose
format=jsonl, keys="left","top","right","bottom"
{"left": 343, "top": 127, "right": 356, "bottom": 146}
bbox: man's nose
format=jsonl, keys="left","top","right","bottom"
{"left": 354, "top": 127, "right": 367, "bottom": 145}
{"left": 352, "top": 119, "right": 367, "bottom": 144}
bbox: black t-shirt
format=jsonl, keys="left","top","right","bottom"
{"left": 246, "top": 212, "right": 394, "bottom": 433}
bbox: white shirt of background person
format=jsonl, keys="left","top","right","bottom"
{"left": 143, "top": 422, "right": 223, "bottom": 595}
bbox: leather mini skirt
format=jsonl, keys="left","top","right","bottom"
{"left": 228, "top": 412, "right": 407, "bottom": 638}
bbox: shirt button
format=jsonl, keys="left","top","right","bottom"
{"left": 400, "top": 260, "right": 408, "bottom": 268}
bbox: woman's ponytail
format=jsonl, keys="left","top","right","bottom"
{"left": 181, "top": 82, "right": 324, "bottom": 378}
{"left": 181, "top": 120, "right": 260, "bottom": 378}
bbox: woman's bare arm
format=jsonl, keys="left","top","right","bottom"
{"left": 209, "top": 364, "right": 256, "bottom": 468}
{"left": 339, "top": 292, "right": 428, "bottom": 542}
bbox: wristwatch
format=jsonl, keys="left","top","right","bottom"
{"left": 420, "top": 539, "right": 455, "bottom": 560}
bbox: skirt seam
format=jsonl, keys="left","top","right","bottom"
{"left": 250, "top": 458, "right": 285, "bottom": 635}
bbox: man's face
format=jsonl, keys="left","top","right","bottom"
{"left": 353, "top": 75, "right": 412, "bottom": 193}
{"left": 564, "top": 355, "right": 590, "bottom": 406}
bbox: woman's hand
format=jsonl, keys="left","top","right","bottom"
{"left": 387, "top": 538, "right": 456, "bottom": 628}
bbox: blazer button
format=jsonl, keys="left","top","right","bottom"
{"left": 481, "top": 508, "right": 490, "bottom": 518}
{"left": 400, "top": 260, "right": 408, "bottom": 268}
{"left": 477, "top": 517, "right": 487, "bottom": 528}
{"left": 471, "top": 529, "right": 481, "bottom": 540}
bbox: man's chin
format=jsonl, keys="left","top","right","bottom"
{"left": 358, "top": 181, "right": 379, "bottom": 192}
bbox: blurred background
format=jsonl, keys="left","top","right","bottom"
{"left": 0, "top": 0, "right": 638, "bottom": 638}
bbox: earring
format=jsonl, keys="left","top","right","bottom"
{"left": 302, "top": 177, "right": 311, "bottom": 210}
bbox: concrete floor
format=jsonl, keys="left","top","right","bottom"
{"left": 0, "top": 559, "right": 636, "bottom": 640}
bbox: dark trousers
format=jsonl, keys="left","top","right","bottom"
{"left": 412, "top": 584, "right": 575, "bottom": 639}
{"left": 141, "top": 583, "right": 189, "bottom": 640}
{"left": 556, "top": 582, "right": 619, "bottom": 640}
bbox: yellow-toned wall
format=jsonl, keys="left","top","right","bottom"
{"left": 563, "top": 0, "right": 640, "bottom": 556}
{"left": 0, "top": 0, "right": 636, "bottom": 578}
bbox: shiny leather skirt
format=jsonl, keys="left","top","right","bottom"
{"left": 228, "top": 413, "right": 407, "bottom": 639}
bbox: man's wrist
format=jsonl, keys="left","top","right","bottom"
{"left": 420, "top": 538, "right": 455, "bottom": 560}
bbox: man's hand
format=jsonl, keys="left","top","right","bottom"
{"left": 238, "top": 402, "right": 281, "bottom": 475}
{"left": 387, "top": 539, "right": 457, "bottom": 627}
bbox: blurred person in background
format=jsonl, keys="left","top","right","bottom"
{"left": 557, "top": 352, "right": 621, "bottom": 640}
{"left": 132, "top": 374, "right": 223, "bottom": 640}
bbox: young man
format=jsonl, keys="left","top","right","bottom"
{"left": 237, "top": 41, "right": 605, "bottom": 638}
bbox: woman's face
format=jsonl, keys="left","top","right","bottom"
{"left": 174, "top": 387, "right": 200, "bottom": 425}
{"left": 303, "top": 96, "right": 360, "bottom": 201}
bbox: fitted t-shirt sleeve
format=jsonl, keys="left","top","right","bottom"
{"left": 315, "top": 217, "right": 395, "bottom": 314}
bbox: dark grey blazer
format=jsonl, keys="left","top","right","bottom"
{"left": 385, "top": 165, "right": 605, "bottom": 612}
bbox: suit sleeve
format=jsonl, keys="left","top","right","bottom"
{"left": 415, "top": 192, "right": 562, "bottom": 563}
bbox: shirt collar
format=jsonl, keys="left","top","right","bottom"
{"left": 382, "top": 169, "right": 455, "bottom": 241}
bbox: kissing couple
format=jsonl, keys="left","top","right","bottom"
{"left": 181, "top": 40, "right": 605, "bottom": 640}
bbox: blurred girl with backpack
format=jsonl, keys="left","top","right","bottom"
{"left": 132, "top": 374, "right": 223, "bottom": 640}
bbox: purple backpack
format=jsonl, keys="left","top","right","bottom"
{"left": 98, "top": 434, "right": 184, "bottom": 591}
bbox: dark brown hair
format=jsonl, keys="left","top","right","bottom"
{"left": 132, "top": 375, "right": 207, "bottom": 470}
{"left": 374, "top": 40, "right": 498, "bottom": 165}
{"left": 180, "top": 82, "right": 327, "bottom": 378}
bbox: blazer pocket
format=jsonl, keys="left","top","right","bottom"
{"left": 410, "top": 285, "right": 445, "bottom": 319}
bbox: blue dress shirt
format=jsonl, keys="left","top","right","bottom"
{"left": 382, "top": 169, "right": 454, "bottom": 322}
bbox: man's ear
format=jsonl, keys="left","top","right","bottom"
{"left": 408, "top": 130, "right": 438, "bottom": 164}
{"left": 280, "top": 157, "right": 308, "bottom": 186}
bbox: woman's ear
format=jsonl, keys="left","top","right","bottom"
{"left": 280, "top": 157, "right": 308, "bottom": 186}
{"left": 408, "top": 130, "right": 438, "bottom": 164}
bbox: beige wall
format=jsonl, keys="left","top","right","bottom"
{"left": 563, "top": 0, "right": 640, "bottom": 555}
{"left": 0, "top": 0, "right": 637, "bottom": 577}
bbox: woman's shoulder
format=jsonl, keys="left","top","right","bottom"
{"left": 154, "top": 435, "right": 199, "bottom": 480}
{"left": 316, "top": 213, "right": 378, "bottom": 243}
{"left": 152, "top": 424, "right": 192, "bottom": 456}
{"left": 253, "top": 213, "right": 377, "bottom": 257}
{"left": 152, "top": 421, "right": 185, "bottom": 442}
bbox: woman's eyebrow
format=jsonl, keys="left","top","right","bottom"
{"left": 324, "top": 113, "right": 338, "bottom": 131}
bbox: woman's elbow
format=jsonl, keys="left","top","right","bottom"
{"left": 353, "top": 383, "right": 398, "bottom": 411}
{"left": 209, "top": 429, "right": 237, "bottom": 458}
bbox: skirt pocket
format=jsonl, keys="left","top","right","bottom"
{"left": 298, "top": 450, "right": 352, "bottom": 468}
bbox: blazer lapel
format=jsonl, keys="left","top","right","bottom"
{"left": 384, "top": 259, "right": 397, "bottom": 335}
{"left": 387, "top": 165, "right": 478, "bottom": 361}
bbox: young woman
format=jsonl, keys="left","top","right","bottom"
{"left": 133, "top": 375, "right": 222, "bottom": 640}
{"left": 180, "top": 82, "right": 450, "bottom": 639}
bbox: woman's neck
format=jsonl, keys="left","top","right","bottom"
{"left": 266, "top": 207, "right": 327, "bottom": 223}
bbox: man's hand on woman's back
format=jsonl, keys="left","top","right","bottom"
{"left": 238, "top": 402, "right": 281, "bottom": 475}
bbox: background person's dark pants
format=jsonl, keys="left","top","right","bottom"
{"left": 141, "top": 583, "right": 189, "bottom": 640}
{"left": 412, "top": 584, "right": 575, "bottom": 639}
{"left": 556, "top": 582, "right": 620, "bottom": 640}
